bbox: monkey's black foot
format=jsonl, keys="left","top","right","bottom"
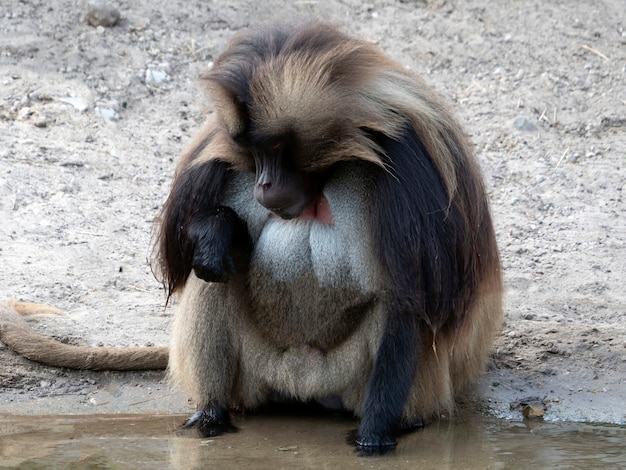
{"left": 178, "top": 406, "right": 237, "bottom": 438}
{"left": 347, "top": 429, "right": 397, "bottom": 456}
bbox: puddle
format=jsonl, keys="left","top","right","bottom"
{"left": 1, "top": 410, "right": 624, "bottom": 469}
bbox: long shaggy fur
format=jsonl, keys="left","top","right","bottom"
{"left": 157, "top": 21, "right": 502, "bottom": 450}
{"left": 158, "top": 22, "right": 500, "bottom": 333}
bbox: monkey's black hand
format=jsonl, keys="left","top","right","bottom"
{"left": 187, "top": 207, "right": 248, "bottom": 283}
{"left": 178, "top": 405, "right": 237, "bottom": 438}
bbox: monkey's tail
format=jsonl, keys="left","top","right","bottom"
{"left": 7, "top": 300, "right": 67, "bottom": 316}
{"left": 0, "top": 301, "right": 168, "bottom": 371}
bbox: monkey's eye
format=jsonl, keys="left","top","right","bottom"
{"left": 249, "top": 141, "right": 282, "bottom": 156}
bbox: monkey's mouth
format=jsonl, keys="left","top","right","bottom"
{"left": 270, "top": 194, "right": 334, "bottom": 225}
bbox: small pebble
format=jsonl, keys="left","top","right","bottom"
{"left": 34, "top": 116, "right": 50, "bottom": 128}
{"left": 522, "top": 403, "right": 545, "bottom": 418}
{"left": 278, "top": 445, "right": 298, "bottom": 452}
{"left": 513, "top": 116, "right": 538, "bottom": 132}
{"left": 96, "top": 106, "right": 118, "bottom": 121}
{"left": 59, "top": 96, "right": 89, "bottom": 112}
{"left": 86, "top": 1, "right": 121, "bottom": 28}
{"left": 17, "top": 107, "right": 32, "bottom": 120}
{"left": 145, "top": 68, "right": 168, "bottom": 84}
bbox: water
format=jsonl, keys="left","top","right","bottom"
{"left": 1, "top": 410, "right": 624, "bottom": 469}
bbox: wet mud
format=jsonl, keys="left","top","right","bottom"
{"left": 1, "top": 409, "right": 624, "bottom": 469}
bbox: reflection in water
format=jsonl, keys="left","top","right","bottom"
{"left": 0, "top": 409, "right": 624, "bottom": 469}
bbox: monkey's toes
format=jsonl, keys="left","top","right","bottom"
{"left": 347, "top": 429, "right": 397, "bottom": 456}
{"left": 178, "top": 406, "right": 237, "bottom": 438}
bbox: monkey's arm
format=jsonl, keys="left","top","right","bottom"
{"left": 158, "top": 158, "right": 245, "bottom": 295}
{"left": 356, "top": 126, "right": 469, "bottom": 452}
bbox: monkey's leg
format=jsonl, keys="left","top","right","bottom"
{"left": 355, "top": 309, "right": 421, "bottom": 454}
{"left": 170, "top": 274, "right": 244, "bottom": 438}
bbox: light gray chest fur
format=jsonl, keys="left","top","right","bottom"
{"left": 221, "top": 163, "right": 382, "bottom": 350}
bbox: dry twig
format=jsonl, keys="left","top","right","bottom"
{"left": 580, "top": 44, "right": 610, "bottom": 61}
{"left": 555, "top": 146, "right": 570, "bottom": 169}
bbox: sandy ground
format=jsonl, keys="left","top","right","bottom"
{"left": 0, "top": 0, "right": 624, "bottom": 426}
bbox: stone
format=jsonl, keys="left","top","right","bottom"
{"left": 86, "top": 1, "right": 121, "bottom": 28}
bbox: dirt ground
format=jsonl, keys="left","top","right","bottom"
{"left": 0, "top": 0, "right": 624, "bottom": 426}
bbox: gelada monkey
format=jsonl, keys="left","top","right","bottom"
{"left": 1, "top": 22, "right": 502, "bottom": 453}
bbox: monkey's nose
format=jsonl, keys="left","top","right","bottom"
{"left": 254, "top": 183, "right": 280, "bottom": 209}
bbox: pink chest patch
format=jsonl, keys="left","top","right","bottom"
{"left": 298, "top": 194, "right": 334, "bottom": 225}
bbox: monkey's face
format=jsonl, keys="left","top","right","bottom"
{"left": 202, "top": 25, "right": 395, "bottom": 221}
{"left": 226, "top": 86, "right": 358, "bottom": 222}
{"left": 223, "top": 104, "right": 381, "bottom": 223}
{"left": 221, "top": 92, "right": 354, "bottom": 222}
{"left": 249, "top": 138, "right": 329, "bottom": 221}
